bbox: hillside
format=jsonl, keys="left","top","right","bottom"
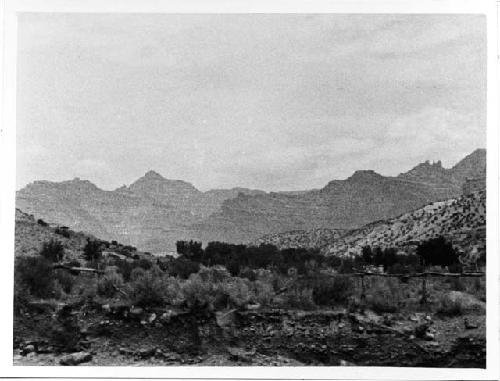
{"left": 16, "top": 149, "right": 486, "bottom": 252}
{"left": 257, "top": 189, "right": 485, "bottom": 258}
{"left": 15, "top": 208, "right": 147, "bottom": 262}
{"left": 15, "top": 209, "right": 96, "bottom": 260}
{"left": 252, "top": 228, "right": 346, "bottom": 250}
{"left": 325, "top": 189, "right": 485, "bottom": 257}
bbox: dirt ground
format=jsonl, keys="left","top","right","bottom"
{"left": 13, "top": 301, "right": 485, "bottom": 367}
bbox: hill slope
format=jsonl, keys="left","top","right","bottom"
{"left": 257, "top": 189, "right": 486, "bottom": 258}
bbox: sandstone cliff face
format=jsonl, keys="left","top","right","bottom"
{"left": 16, "top": 149, "right": 486, "bottom": 253}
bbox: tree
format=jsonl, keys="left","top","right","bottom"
{"left": 40, "top": 239, "right": 65, "bottom": 262}
{"left": 176, "top": 240, "right": 203, "bottom": 262}
{"left": 361, "top": 246, "right": 373, "bottom": 265}
{"left": 416, "top": 236, "right": 458, "bottom": 267}
{"left": 83, "top": 239, "right": 102, "bottom": 262}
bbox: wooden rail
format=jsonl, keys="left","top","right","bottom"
{"left": 53, "top": 264, "right": 104, "bottom": 274}
{"left": 352, "top": 271, "right": 485, "bottom": 278}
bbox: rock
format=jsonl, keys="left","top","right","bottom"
{"left": 425, "top": 315, "right": 432, "bottom": 322}
{"left": 464, "top": 319, "right": 478, "bottom": 329}
{"left": 22, "top": 344, "right": 35, "bottom": 355}
{"left": 424, "top": 332, "right": 435, "bottom": 341}
{"left": 409, "top": 315, "right": 419, "bottom": 322}
{"left": 147, "top": 313, "right": 157, "bottom": 323}
{"left": 119, "top": 347, "right": 134, "bottom": 356}
{"left": 227, "top": 347, "right": 254, "bottom": 363}
{"left": 339, "top": 359, "right": 355, "bottom": 366}
{"left": 129, "top": 307, "right": 143, "bottom": 319}
{"left": 246, "top": 303, "right": 261, "bottom": 310}
{"left": 137, "top": 348, "right": 155, "bottom": 358}
{"left": 59, "top": 352, "right": 93, "bottom": 366}
{"left": 101, "top": 304, "right": 111, "bottom": 313}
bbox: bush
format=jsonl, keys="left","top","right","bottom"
{"left": 54, "top": 269, "right": 76, "bottom": 294}
{"left": 54, "top": 227, "right": 70, "bottom": 238}
{"left": 40, "top": 239, "right": 65, "bottom": 262}
{"left": 365, "top": 292, "right": 398, "bottom": 313}
{"left": 168, "top": 257, "right": 200, "bottom": 279}
{"left": 436, "top": 293, "right": 466, "bottom": 316}
{"left": 312, "top": 275, "right": 354, "bottom": 306}
{"left": 15, "top": 256, "right": 54, "bottom": 298}
{"left": 129, "top": 268, "right": 167, "bottom": 307}
{"left": 436, "top": 291, "right": 484, "bottom": 317}
{"left": 279, "top": 288, "right": 316, "bottom": 310}
{"left": 97, "top": 267, "right": 125, "bottom": 297}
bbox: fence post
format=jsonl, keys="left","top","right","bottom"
{"left": 361, "top": 275, "right": 366, "bottom": 301}
{"left": 420, "top": 274, "right": 427, "bottom": 305}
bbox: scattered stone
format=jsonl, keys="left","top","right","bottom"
{"left": 59, "top": 352, "right": 93, "bottom": 366}
{"left": 22, "top": 344, "right": 35, "bottom": 355}
{"left": 246, "top": 303, "right": 261, "bottom": 310}
{"left": 339, "top": 359, "right": 355, "bottom": 366}
{"left": 424, "top": 332, "right": 435, "bottom": 341}
{"left": 227, "top": 347, "right": 254, "bottom": 363}
{"left": 119, "top": 347, "right": 134, "bottom": 356}
{"left": 137, "top": 348, "right": 155, "bottom": 358}
{"left": 129, "top": 307, "right": 143, "bottom": 319}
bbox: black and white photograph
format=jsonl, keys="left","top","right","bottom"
{"left": 0, "top": 0, "right": 498, "bottom": 379}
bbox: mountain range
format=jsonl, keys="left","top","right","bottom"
{"left": 16, "top": 149, "right": 486, "bottom": 252}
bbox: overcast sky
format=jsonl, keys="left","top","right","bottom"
{"left": 16, "top": 14, "right": 486, "bottom": 191}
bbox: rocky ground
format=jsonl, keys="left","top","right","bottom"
{"left": 13, "top": 302, "right": 485, "bottom": 367}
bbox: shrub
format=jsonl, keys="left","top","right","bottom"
{"left": 251, "top": 280, "right": 275, "bottom": 306}
{"left": 54, "top": 227, "right": 70, "bottom": 238}
{"left": 169, "top": 257, "right": 200, "bottom": 279}
{"left": 280, "top": 288, "right": 316, "bottom": 310}
{"left": 13, "top": 277, "right": 31, "bottom": 315}
{"left": 365, "top": 292, "right": 398, "bottom": 313}
{"left": 15, "top": 256, "right": 54, "bottom": 298}
{"left": 97, "top": 267, "right": 124, "bottom": 297}
{"left": 129, "top": 268, "right": 166, "bottom": 307}
{"left": 436, "top": 291, "right": 484, "bottom": 317}
{"left": 436, "top": 293, "right": 466, "bottom": 316}
{"left": 312, "top": 275, "right": 354, "bottom": 306}
{"left": 40, "top": 239, "right": 65, "bottom": 262}
{"left": 449, "top": 277, "right": 466, "bottom": 292}
{"left": 54, "top": 269, "right": 76, "bottom": 294}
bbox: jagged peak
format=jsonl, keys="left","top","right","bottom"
{"left": 347, "top": 170, "right": 384, "bottom": 181}
{"left": 143, "top": 170, "right": 165, "bottom": 180}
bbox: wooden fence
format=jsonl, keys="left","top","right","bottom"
{"left": 352, "top": 271, "right": 485, "bottom": 304}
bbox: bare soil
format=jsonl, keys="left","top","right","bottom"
{"left": 13, "top": 302, "right": 485, "bottom": 367}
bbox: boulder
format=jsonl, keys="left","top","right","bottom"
{"left": 59, "top": 352, "right": 93, "bottom": 366}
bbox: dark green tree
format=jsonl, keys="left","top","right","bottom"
{"left": 40, "top": 239, "right": 65, "bottom": 262}
{"left": 83, "top": 239, "right": 102, "bottom": 262}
